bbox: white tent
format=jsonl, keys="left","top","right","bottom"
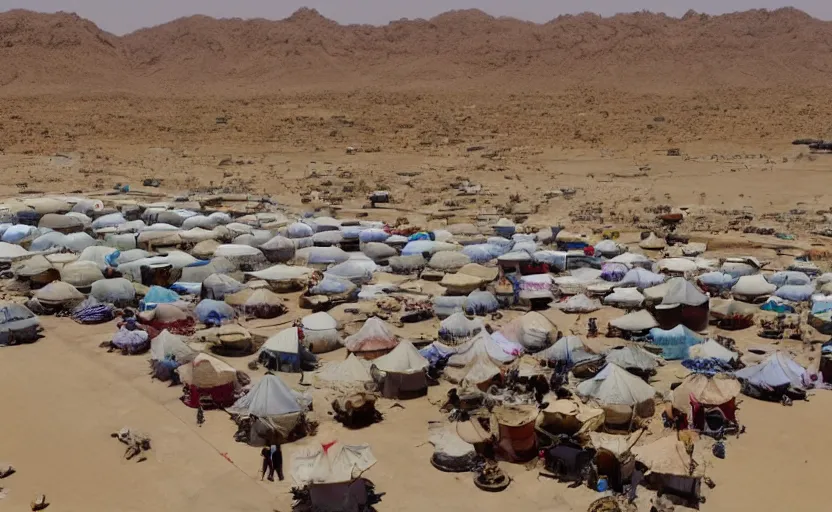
{"left": 316, "top": 354, "right": 373, "bottom": 385}
{"left": 291, "top": 442, "right": 377, "bottom": 485}
{"left": 577, "top": 363, "right": 656, "bottom": 405}
{"left": 609, "top": 309, "right": 659, "bottom": 332}
{"left": 373, "top": 341, "right": 429, "bottom": 373}
{"left": 536, "top": 335, "right": 597, "bottom": 364}
{"left": 688, "top": 339, "right": 739, "bottom": 362}
{"left": 735, "top": 352, "right": 808, "bottom": 389}
{"left": 150, "top": 329, "right": 196, "bottom": 362}
{"left": 227, "top": 374, "right": 302, "bottom": 417}
{"left": 604, "top": 287, "right": 645, "bottom": 308}
{"left": 605, "top": 345, "right": 661, "bottom": 372}
{"left": 178, "top": 354, "right": 236, "bottom": 388}
{"left": 661, "top": 277, "right": 708, "bottom": 306}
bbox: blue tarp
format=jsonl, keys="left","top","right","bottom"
{"left": 358, "top": 229, "right": 389, "bottom": 243}
{"left": 194, "top": 299, "right": 235, "bottom": 325}
{"left": 769, "top": 271, "right": 811, "bottom": 287}
{"left": 760, "top": 299, "right": 796, "bottom": 314}
{"left": 462, "top": 244, "right": 499, "bottom": 263}
{"left": 698, "top": 271, "right": 739, "bottom": 291}
{"left": 649, "top": 325, "right": 703, "bottom": 360}
{"left": 774, "top": 284, "right": 814, "bottom": 302}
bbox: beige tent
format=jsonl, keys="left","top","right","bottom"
{"left": 372, "top": 341, "right": 429, "bottom": 399}
{"left": 290, "top": 442, "right": 377, "bottom": 512}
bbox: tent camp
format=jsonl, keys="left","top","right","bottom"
{"left": 576, "top": 363, "right": 657, "bottom": 427}
{"left": 290, "top": 442, "right": 377, "bottom": 512}
{"left": 372, "top": 341, "right": 430, "bottom": 399}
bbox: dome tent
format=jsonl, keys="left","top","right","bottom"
{"left": 325, "top": 260, "right": 375, "bottom": 285}
{"left": 259, "top": 327, "right": 317, "bottom": 373}
{"left": 554, "top": 294, "right": 602, "bottom": 314}
{"left": 225, "top": 288, "right": 286, "bottom": 319}
{"left": 443, "top": 332, "right": 508, "bottom": 388}
{"left": 195, "top": 299, "right": 235, "bottom": 326}
{"left": 149, "top": 329, "right": 197, "bottom": 381}
{"left": 34, "top": 281, "right": 85, "bottom": 309}
{"left": 536, "top": 336, "right": 598, "bottom": 366}
{"left": 361, "top": 242, "right": 397, "bottom": 263}
{"left": 428, "top": 251, "right": 471, "bottom": 272}
{"left": 201, "top": 273, "right": 245, "bottom": 300}
{"left": 609, "top": 310, "right": 659, "bottom": 333}
{"left": 604, "top": 288, "right": 645, "bottom": 308}
{"left": 464, "top": 290, "right": 499, "bottom": 316}
{"left": 439, "top": 312, "right": 484, "bottom": 342}
{"left": 260, "top": 235, "right": 296, "bottom": 263}
{"left": 344, "top": 317, "right": 399, "bottom": 359}
{"left": 301, "top": 312, "right": 342, "bottom": 354}
{"left": 605, "top": 345, "right": 661, "bottom": 374}
{"left": 90, "top": 278, "right": 136, "bottom": 306}
{"left": 648, "top": 325, "right": 703, "bottom": 360}
{"left": 0, "top": 303, "right": 41, "bottom": 346}
{"left": 497, "top": 311, "right": 557, "bottom": 352}
{"left": 735, "top": 352, "right": 808, "bottom": 391}
{"left": 617, "top": 268, "right": 665, "bottom": 289}
{"left": 732, "top": 275, "right": 776, "bottom": 301}
{"left": 433, "top": 296, "right": 468, "bottom": 319}
{"left": 768, "top": 271, "right": 811, "bottom": 288}
{"left": 576, "top": 363, "right": 657, "bottom": 427}
{"left": 688, "top": 339, "right": 739, "bottom": 363}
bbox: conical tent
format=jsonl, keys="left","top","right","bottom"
{"left": 497, "top": 311, "right": 557, "bottom": 352}
{"left": 606, "top": 346, "right": 661, "bottom": 372}
{"left": 735, "top": 352, "right": 807, "bottom": 389}
{"left": 316, "top": 354, "right": 373, "bottom": 385}
{"left": 227, "top": 374, "right": 302, "bottom": 417}
{"left": 576, "top": 363, "right": 657, "bottom": 407}
{"left": 439, "top": 312, "right": 484, "bottom": 341}
{"left": 618, "top": 268, "right": 665, "bottom": 289}
{"left": 150, "top": 329, "right": 196, "bottom": 362}
{"left": 536, "top": 336, "right": 596, "bottom": 365}
{"left": 661, "top": 277, "right": 708, "bottom": 306}
{"left": 344, "top": 317, "right": 398, "bottom": 355}
{"left": 632, "top": 435, "right": 704, "bottom": 478}
{"left": 688, "top": 339, "right": 739, "bottom": 362}
{"left": 373, "top": 341, "right": 429, "bottom": 373}
{"left": 225, "top": 288, "right": 286, "bottom": 318}
{"left": 671, "top": 373, "right": 740, "bottom": 411}
{"left": 291, "top": 442, "right": 377, "bottom": 485}
{"left": 609, "top": 309, "right": 659, "bottom": 332}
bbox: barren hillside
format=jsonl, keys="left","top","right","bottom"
{"left": 2, "top": 7, "right": 832, "bottom": 94}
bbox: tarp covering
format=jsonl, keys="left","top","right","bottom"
{"left": 433, "top": 296, "right": 468, "bottom": 319}
{"left": 649, "top": 325, "right": 703, "bottom": 360}
{"left": 553, "top": 294, "right": 602, "bottom": 313}
{"left": 632, "top": 435, "right": 704, "bottom": 478}
{"left": 606, "top": 346, "right": 661, "bottom": 372}
{"left": 497, "top": 311, "right": 557, "bottom": 351}
{"left": 439, "top": 312, "right": 485, "bottom": 341}
{"left": 735, "top": 352, "right": 808, "bottom": 389}
{"left": 0, "top": 303, "right": 40, "bottom": 345}
{"left": 464, "top": 290, "right": 500, "bottom": 315}
{"left": 291, "top": 442, "right": 377, "bottom": 485}
{"left": 618, "top": 268, "right": 665, "bottom": 289}
{"left": 34, "top": 281, "right": 84, "bottom": 306}
{"left": 774, "top": 284, "right": 814, "bottom": 302}
{"left": 150, "top": 329, "right": 196, "bottom": 362}
{"left": 732, "top": 275, "right": 776, "bottom": 299}
{"left": 697, "top": 272, "right": 739, "bottom": 291}
{"left": 661, "top": 278, "right": 708, "bottom": 306}
{"left": 178, "top": 353, "right": 237, "bottom": 388}
{"left": 688, "top": 339, "right": 739, "bottom": 362}
{"left": 344, "top": 317, "right": 398, "bottom": 354}
{"left": 227, "top": 374, "right": 302, "bottom": 417}
{"left": 576, "top": 363, "right": 657, "bottom": 406}
{"left": 373, "top": 341, "right": 429, "bottom": 373}
{"left": 604, "top": 288, "right": 645, "bottom": 308}
{"left": 536, "top": 336, "right": 597, "bottom": 365}
{"left": 60, "top": 261, "right": 105, "bottom": 288}
{"left": 671, "top": 373, "right": 740, "bottom": 411}
{"left": 316, "top": 354, "right": 373, "bottom": 385}
{"left": 769, "top": 271, "right": 811, "bottom": 287}
{"left": 610, "top": 310, "right": 659, "bottom": 332}
{"left": 201, "top": 273, "right": 245, "bottom": 300}
{"left": 302, "top": 312, "right": 341, "bottom": 354}
{"left": 428, "top": 251, "right": 471, "bottom": 272}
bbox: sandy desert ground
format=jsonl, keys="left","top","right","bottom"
{"left": 2, "top": 6, "right": 832, "bottom": 512}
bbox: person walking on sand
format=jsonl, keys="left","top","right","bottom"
{"left": 261, "top": 446, "right": 275, "bottom": 481}
{"left": 271, "top": 444, "right": 284, "bottom": 481}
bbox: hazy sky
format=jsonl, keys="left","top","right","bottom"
{"left": 3, "top": 1, "right": 829, "bottom": 35}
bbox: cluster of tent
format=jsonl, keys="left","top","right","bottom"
{"left": 6, "top": 194, "right": 831, "bottom": 507}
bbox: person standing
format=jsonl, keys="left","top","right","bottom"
{"left": 261, "top": 446, "right": 275, "bottom": 481}
{"left": 271, "top": 444, "right": 284, "bottom": 481}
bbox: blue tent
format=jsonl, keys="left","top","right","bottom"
{"left": 194, "top": 299, "right": 235, "bottom": 326}
{"left": 140, "top": 286, "right": 180, "bottom": 311}
{"left": 648, "top": 325, "right": 703, "bottom": 360}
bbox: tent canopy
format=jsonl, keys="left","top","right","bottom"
{"left": 227, "top": 374, "right": 302, "bottom": 417}
{"left": 291, "top": 442, "right": 377, "bottom": 485}
{"left": 373, "top": 341, "right": 429, "bottom": 374}
{"left": 576, "top": 363, "right": 657, "bottom": 406}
